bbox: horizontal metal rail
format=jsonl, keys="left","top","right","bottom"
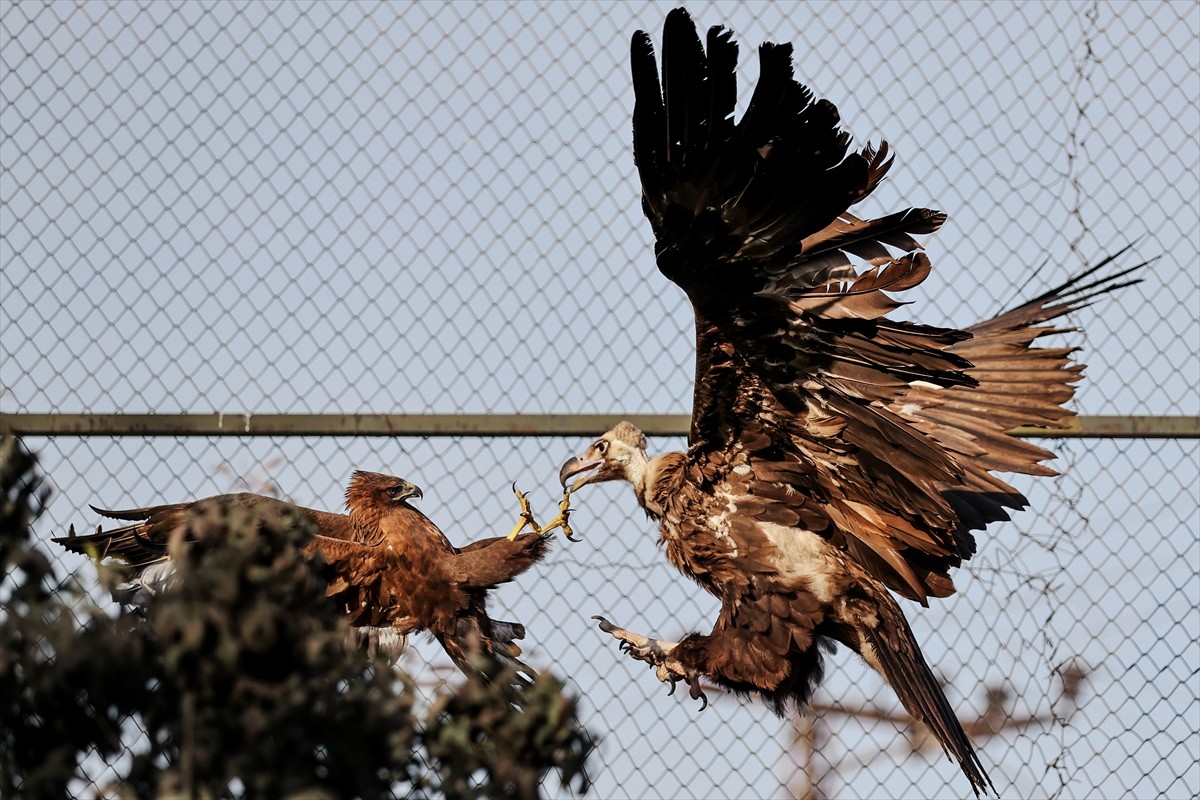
{"left": 1, "top": 413, "right": 1196, "bottom": 439}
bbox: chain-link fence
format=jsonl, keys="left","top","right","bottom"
{"left": 2, "top": 1, "right": 1197, "bottom": 798}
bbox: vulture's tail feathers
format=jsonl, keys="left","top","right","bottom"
{"left": 864, "top": 593, "right": 996, "bottom": 797}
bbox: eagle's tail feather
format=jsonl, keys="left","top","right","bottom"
{"left": 440, "top": 614, "right": 537, "bottom": 688}
{"left": 861, "top": 592, "right": 995, "bottom": 797}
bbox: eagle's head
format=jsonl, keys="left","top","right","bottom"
{"left": 559, "top": 421, "right": 649, "bottom": 492}
{"left": 345, "top": 471, "right": 423, "bottom": 511}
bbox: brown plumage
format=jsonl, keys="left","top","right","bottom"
{"left": 53, "top": 470, "right": 551, "bottom": 678}
{"left": 560, "top": 9, "right": 1146, "bottom": 798}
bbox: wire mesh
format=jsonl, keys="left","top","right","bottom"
{"left": 2, "top": 1, "right": 1197, "bottom": 798}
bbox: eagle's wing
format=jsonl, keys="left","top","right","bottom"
{"left": 306, "top": 534, "right": 426, "bottom": 633}
{"left": 631, "top": 9, "right": 1140, "bottom": 604}
{"left": 449, "top": 532, "right": 550, "bottom": 590}
{"left": 316, "top": 528, "right": 541, "bottom": 680}
{"left": 55, "top": 493, "right": 417, "bottom": 660}
{"left": 55, "top": 493, "right": 328, "bottom": 566}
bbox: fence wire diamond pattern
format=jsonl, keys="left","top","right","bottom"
{"left": 2, "top": 2, "right": 1197, "bottom": 798}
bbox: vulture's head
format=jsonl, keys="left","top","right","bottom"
{"left": 346, "top": 471, "right": 423, "bottom": 511}
{"left": 559, "top": 421, "right": 650, "bottom": 491}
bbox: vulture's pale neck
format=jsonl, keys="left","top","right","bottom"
{"left": 629, "top": 451, "right": 677, "bottom": 519}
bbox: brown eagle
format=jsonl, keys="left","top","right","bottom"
{"left": 558, "top": 9, "right": 1144, "bottom": 797}
{"left": 54, "top": 471, "right": 553, "bottom": 678}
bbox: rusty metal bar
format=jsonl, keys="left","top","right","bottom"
{"left": 0, "top": 413, "right": 1196, "bottom": 439}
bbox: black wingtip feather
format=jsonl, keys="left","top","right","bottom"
{"left": 986, "top": 250, "right": 1153, "bottom": 341}
{"left": 90, "top": 504, "right": 152, "bottom": 522}
{"left": 1020, "top": 243, "right": 1153, "bottom": 308}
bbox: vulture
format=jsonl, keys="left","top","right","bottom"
{"left": 54, "top": 470, "right": 554, "bottom": 679}
{"left": 558, "top": 9, "right": 1145, "bottom": 797}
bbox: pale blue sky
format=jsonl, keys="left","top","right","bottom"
{"left": 2, "top": 2, "right": 1197, "bottom": 798}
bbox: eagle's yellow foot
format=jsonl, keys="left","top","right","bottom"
{"left": 592, "top": 615, "right": 707, "bottom": 710}
{"left": 534, "top": 488, "right": 578, "bottom": 541}
{"left": 506, "top": 484, "right": 543, "bottom": 541}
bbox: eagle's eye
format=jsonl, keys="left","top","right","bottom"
{"left": 593, "top": 439, "right": 608, "bottom": 456}
{"left": 387, "top": 484, "right": 406, "bottom": 497}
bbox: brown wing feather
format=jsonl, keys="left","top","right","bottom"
{"left": 634, "top": 8, "right": 971, "bottom": 546}
{"left": 55, "top": 494, "right": 336, "bottom": 567}
{"left": 448, "top": 533, "right": 550, "bottom": 590}
{"left": 308, "top": 533, "right": 459, "bottom": 633}
{"left": 892, "top": 251, "right": 1149, "bottom": 563}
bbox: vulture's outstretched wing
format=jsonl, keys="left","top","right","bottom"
{"left": 630, "top": 9, "right": 1143, "bottom": 604}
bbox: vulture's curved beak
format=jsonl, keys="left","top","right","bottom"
{"left": 559, "top": 455, "right": 603, "bottom": 492}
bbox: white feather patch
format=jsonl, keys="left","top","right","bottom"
{"left": 757, "top": 521, "right": 844, "bottom": 604}
{"left": 704, "top": 500, "right": 741, "bottom": 558}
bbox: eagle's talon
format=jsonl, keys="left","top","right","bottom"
{"left": 507, "top": 484, "right": 542, "bottom": 541}
{"left": 532, "top": 488, "right": 578, "bottom": 541}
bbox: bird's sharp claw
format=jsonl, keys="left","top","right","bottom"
{"left": 507, "top": 485, "right": 579, "bottom": 542}
{"left": 535, "top": 488, "right": 578, "bottom": 541}
{"left": 507, "top": 484, "right": 541, "bottom": 540}
{"left": 594, "top": 614, "right": 708, "bottom": 709}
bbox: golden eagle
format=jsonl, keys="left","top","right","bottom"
{"left": 55, "top": 470, "right": 554, "bottom": 678}
{"left": 558, "top": 9, "right": 1144, "bottom": 796}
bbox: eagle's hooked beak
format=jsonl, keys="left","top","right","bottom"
{"left": 391, "top": 481, "right": 423, "bottom": 503}
{"left": 559, "top": 455, "right": 603, "bottom": 492}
